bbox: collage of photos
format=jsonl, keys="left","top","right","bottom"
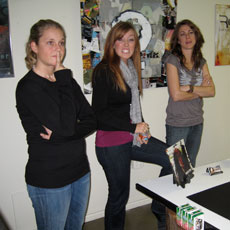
{"left": 80, "top": 0, "right": 177, "bottom": 93}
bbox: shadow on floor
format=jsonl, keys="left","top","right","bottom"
{"left": 83, "top": 204, "right": 158, "bottom": 230}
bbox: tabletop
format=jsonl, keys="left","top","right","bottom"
{"left": 136, "top": 159, "right": 230, "bottom": 230}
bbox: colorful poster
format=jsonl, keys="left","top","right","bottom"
{"left": 215, "top": 4, "right": 230, "bottom": 66}
{"left": 80, "top": 0, "right": 177, "bottom": 93}
{"left": 0, "top": 0, "right": 14, "bottom": 78}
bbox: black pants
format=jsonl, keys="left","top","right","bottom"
{"left": 96, "top": 137, "right": 172, "bottom": 230}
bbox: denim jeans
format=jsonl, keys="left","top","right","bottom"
{"left": 27, "top": 172, "right": 90, "bottom": 230}
{"left": 96, "top": 137, "right": 172, "bottom": 230}
{"left": 166, "top": 123, "right": 203, "bottom": 167}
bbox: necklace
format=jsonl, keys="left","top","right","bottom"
{"left": 184, "top": 61, "right": 193, "bottom": 71}
{"left": 46, "top": 74, "right": 56, "bottom": 82}
{"left": 33, "top": 66, "right": 56, "bottom": 82}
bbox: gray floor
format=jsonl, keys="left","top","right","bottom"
{"left": 83, "top": 204, "right": 158, "bottom": 230}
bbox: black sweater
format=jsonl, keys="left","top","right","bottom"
{"left": 16, "top": 69, "right": 96, "bottom": 188}
{"left": 92, "top": 64, "right": 136, "bottom": 133}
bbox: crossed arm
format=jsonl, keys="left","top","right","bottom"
{"left": 166, "top": 63, "right": 215, "bottom": 102}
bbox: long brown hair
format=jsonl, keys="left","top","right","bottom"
{"left": 93, "top": 21, "right": 142, "bottom": 93}
{"left": 170, "top": 19, "right": 204, "bottom": 69}
{"left": 25, "top": 19, "right": 66, "bottom": 69}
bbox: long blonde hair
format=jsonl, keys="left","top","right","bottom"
{"left": 93, "top": 21, "right": 142, "bottom": 93}
{"left": 25, "top": 19, "right": 66, "bottom": 69}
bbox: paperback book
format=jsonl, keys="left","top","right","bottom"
{"left": 166, "top": 139, "right": 194, "bottom": 188}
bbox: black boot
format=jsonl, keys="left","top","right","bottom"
{"left": 151, "top": 200, "right": 166, "bottom": 230}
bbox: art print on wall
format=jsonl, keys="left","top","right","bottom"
{"left": 215, "top": 4, "right": 230, "bottom": 66}
{"left": 0, "top": 0, "right": 14, "bottom": 78}
{"left": 80, "top": 0, "right": 177, "bottom": 93}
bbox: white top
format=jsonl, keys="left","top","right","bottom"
{"left": 137, "top": 159, "right": 230, "bottom": 229}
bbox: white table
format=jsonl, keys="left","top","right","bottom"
{"left": 136, "top": 159, "right": 230, "bottom": 230}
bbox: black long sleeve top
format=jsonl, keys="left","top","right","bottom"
{"left": 92, "top": 64, "right": 136, "bottom": 133}
{"left": 16, "top": 69, "right": 96, "bottom": 188}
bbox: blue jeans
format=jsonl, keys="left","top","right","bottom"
{"left": 166, "top": 123, "right": 203, "bottom": 167}
{"left": 96, "top": 137, "right": 172, "bottom": 230}
{"left": 27, "top": 173, "right": 90, "bottom": 230}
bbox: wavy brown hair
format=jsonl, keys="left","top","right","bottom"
{"left": 93, "top": 21, "right": 142, "bottom": 93}
{"left": 25, "top": 19, "right": 66, "bottom": 69}
{"left": 170, "top": 19, "right": 204, "bottom": 70}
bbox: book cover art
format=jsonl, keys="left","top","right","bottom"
{"left": 166, "top": 139, "right": 194, "bottom": 188}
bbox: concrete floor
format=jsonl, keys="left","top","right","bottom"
{"left": 83, "top": 204, "right": 158, "bottom": 230}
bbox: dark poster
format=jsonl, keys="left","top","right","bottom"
{"left": 0, "top": 0, "right": 14, "bottom": 78}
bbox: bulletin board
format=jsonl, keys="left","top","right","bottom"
{"left": 80, "top": 0, "right": 177, "bottom": 93}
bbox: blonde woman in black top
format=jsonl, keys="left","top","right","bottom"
{"left": 16, "top": 19, "right": 96, "bottom": 230}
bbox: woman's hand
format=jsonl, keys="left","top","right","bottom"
{"left": 180, "top": 85, "right": 190, "bottom": 92}
{"left": 40, "top": 126, "right": 52, "bottom": 140}
{"left": 191, "top": 63, "right": 215, "bottom": 97}
{"left": 55, "top": 51, "right": 65, "bottom": 72}
{"left": 135, "top": 122, "right": 149, "bottom": 134}
{"left": 166, "top": 63, "right": 198, "bottom": 101}
{"left": 135, "top": 122, "right": 151, "bottom": 145}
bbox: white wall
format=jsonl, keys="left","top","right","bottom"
{"left": 0, "top": 0, "right": 229, "bottom": 229}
